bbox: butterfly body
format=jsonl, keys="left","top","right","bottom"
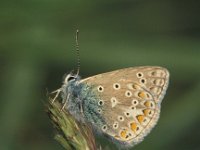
{"left": 61, "top": 77, "right": 105, "bottom": 126}
{"left": 59, "top": 66, "right": 169, "bottom": 147}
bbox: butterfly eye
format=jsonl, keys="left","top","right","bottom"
{"left": 67, "top": 76, "right": 75, "bottom": 81}
{"left": 64, "top": 74, "right": 76, "bottom": 83}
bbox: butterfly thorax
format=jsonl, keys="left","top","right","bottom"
{"left": 61, "top": 74, "right": 106, "bottom": 127}
{"left": 60, "top": 74, "right": 83, "bottom": 121}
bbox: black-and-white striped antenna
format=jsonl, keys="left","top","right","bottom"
{"left": 75, "top": 29, "right": 80, "bottom": 76}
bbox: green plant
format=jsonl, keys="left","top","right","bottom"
{"left": 47, "top": 100, "right": 98, "bottom": 150}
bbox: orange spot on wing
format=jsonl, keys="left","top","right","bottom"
{"left": 138, "top": 92, "right": 146, "bottom": 99}
{"left": 130, "top": 122, "right": 137, "bottom": 132}
{"left": 143, "top": 109, "right": 150, "bottom": 115}
{"left": 120, "top": 130, "right": 127, "bottom": 139}
{"left": 143, "top": 109, "right": 149, "bottom": 116}
{"left": 143, "top": 109, "right": 154, "bottom": 116}
{"left": 137, "top": 115, "right": 145, "bottom": 123}
{"left": 144, "top": 101, "right": 154, "bottom": 108}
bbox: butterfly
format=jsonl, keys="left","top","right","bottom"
{"left": 52, "top": 66, "right": 169, "bottom": 147}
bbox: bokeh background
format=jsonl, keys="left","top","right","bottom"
{"left": 0, "top": 0, "right": 200, "bottom": 150}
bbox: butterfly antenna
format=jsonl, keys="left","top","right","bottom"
{"left": 75, "top": 29, "right": 80, "bottom": 76}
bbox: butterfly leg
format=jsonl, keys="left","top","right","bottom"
{"left": 79, "top": 102, "right": 85, "bottom": 119}
{"left": 51, "top": 88, "right": 61, "bottom": 103}
{"left": 61, "top": 93, "right": 70, "bottom": 111}
{"left": 76, "top": 96, "right": 84, "bottom": 115}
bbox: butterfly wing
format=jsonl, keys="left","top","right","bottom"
{"left": 80, "top": 66, "right": 169, "bottom": 146}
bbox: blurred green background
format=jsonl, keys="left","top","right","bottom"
{"left": 0, "top": 0, "right": 200, "bottom": 150}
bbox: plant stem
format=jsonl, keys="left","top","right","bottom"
{"left": 47, "top": 101, "right": 98, "bottom": 150}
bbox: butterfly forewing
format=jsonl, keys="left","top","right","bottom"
{"left": 80, "top": 66, "right": 169, "bottom": 145}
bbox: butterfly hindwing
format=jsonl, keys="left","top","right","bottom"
{"left": 80, "top": 66, "right": 169, "bottom": 145}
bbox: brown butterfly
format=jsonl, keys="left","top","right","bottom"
{"left": 53, "top": 66, "right": 169, "bottom": 147}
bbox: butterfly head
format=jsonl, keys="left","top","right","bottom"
{"left": 63, "top": 72, "right": 81, "bottom": 85}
